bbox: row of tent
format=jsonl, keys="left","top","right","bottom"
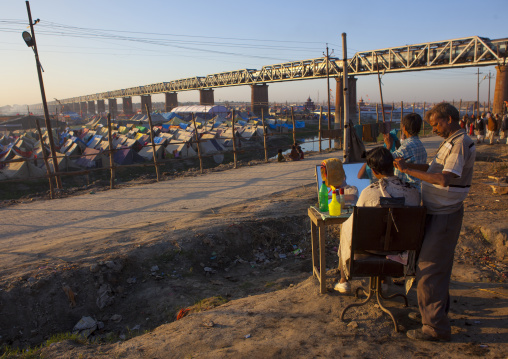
{"left": 0, "top": 113, "right": 305, "bottom": 180}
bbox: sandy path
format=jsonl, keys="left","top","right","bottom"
{"left": 0, "top": 137, "right": 443, "bottom": 280}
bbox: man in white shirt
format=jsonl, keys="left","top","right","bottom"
{"left": 335, "top": 146, "right": 420, "bottom": 293}
{"left": 394, "top": 102, "right": 475, "bottom": 342}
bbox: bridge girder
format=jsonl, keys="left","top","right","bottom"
{"left": 48, "top": 36, "right": 507, "bottom": 106}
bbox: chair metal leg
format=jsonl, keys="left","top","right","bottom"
{"left": 340, "top": 277, "right": 375, "bottom": 321}
{"left": 379, "top": 289, "right": 409, "bottom": 307}
{"left": 340, "top": 277, "right": 403, "bottom": 332}
{"left": 376, "top": 286, "right": 399, "bottom": 332}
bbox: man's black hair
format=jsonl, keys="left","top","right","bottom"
{"left": 401, "top": 113, "right": 422, "bottom": 136}
{"left": 366, "top": 146, "right": 394, "bottom": 176}
{"left": 424, "top": 102, "right": 460, "bottom": 123}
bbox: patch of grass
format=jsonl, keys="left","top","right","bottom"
{"left": 157, "top": 248, "right": 182, "bottom": 263}
{"left": 45, "top": 332, "right": 86, "bottom": 346}
{"left": 0, "top": 345, "right": 39, "bottom": 359}
{"left": 239, "top": 281, "right": 254, "bottom": 290}
{"left": 190, "top": 296, "right": 228, "bottom": 313}
{"left": 0, "top": 332, "right": 87, "bottom": 359}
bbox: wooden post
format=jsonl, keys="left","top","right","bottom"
{"left": 325, "top": 45, "right": 332, "bottom": 150}
{"left": 358, "top": 101, "right": 362, "bottom": 125}
{"left": 146, "top": 105, "right": 160, "bottom": 181}
{"left": 423, "top": 101, "right": 426, "bottom": 136}
{"left": 376, "top": 103, "right": 379, "bottom": 123}
{"left": 318, "top": 106, "right": 323, "bottom": 153}
{"left": 231, "top": 109, "right": 238, "bottom": 169}
{"left": 35, "top": 119, "right": 54, "bottom": 199}
{"left": 375, "top": 55, "right": 386, "bottom": 123}
{"left": 107, "top": 113, "right": 116, "bottom": 189}
{"left": 291, "top": 106, "right": 296, "bottom": 145}
{"left": 261, "top": 108, "right": 268, "bottom": 162}
{"left": 192, "top": 113, "right": 203, "bottom": 174}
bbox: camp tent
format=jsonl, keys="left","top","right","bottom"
{"left": 42, "top": 152, "right": 81, "bottom": 172}
{"left": 76, "top": 147, "right": 108, "bottom": 168}
{"left": 0, "top": 155, "right": 46, "bottom": 179}
{"left": 113, "top": 147, "right": 145, "bottom": 165}
{"left": 137, "top": 144, "right": 164, "bottom": 160}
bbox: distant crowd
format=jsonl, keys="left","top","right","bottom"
{"left": 461, "top": 112, "right": 508, "bottom": 145}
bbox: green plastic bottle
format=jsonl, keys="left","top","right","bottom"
{"left": 329, "top": 189, "right": 341, "bottom": 216}
{"left": 318, "top": 181, "right": 329, "bottom": 212}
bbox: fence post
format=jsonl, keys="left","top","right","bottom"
{"left": 423, "top": 101, "right": 426, "bottom": 136}
{"left": 35, "top": 119, "right": 54, "bottom": 199}
{"left": 358, "top": 102, "right": 361, "bottom": 125}
{"left": 291, "top": 106, "right": 296, "bottom": 145}
{"left": 146, "top": 105, "right": 160, "bottom": 181}
{"left": 318, "top": 106, "right": 322, "bottom": 153}
{"left": 191, "top": 113, "right": 203, "bottom": 174}
{"left": 261, "top": 108, "right": 268, "bottom": 162}
{"left": 231, "top": 109, "right": 237, "bottom": 169}
{"left": 107, "top": 113, "right": 116, "bottom": 188}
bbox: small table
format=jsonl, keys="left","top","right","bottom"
{"left": 308, "top": 206, "right": 350, "bottom": 294}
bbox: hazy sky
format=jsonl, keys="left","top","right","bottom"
{"left": 1, "top": 0, "right": 506, "bottom": 108}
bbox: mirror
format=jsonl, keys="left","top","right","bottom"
{"left": 315, "top": 163, "right": 370, "bottom": 205}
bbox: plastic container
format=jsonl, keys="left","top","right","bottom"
{"left": 329, "top": 189, "right": 341, "bottom": 216}
{"left": 339, "top": 188, "right": 345, "bottom": 209}
{"left": 318, "top": 181, "right": 329, "bottom": 212}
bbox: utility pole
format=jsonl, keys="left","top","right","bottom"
{"left": 488, "top": 71, "right": 491, "bottom": 112}
{"left": 325, "top": 44, "right": 332, "bottom": 149}
{"left": 24, "top": 1, "right": 62, "bottom": 189}
{"left": 342, "top": 33, "right": 349, "bottom": 163}
{"left": 477, "top": 68, "right": 480, "bottom": 117}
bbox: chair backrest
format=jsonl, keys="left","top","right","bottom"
{"left": 351, "top": 206, "right": 426, "bottom": 253}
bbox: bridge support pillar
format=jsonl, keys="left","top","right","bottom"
{"left": 199, "top": 89, "right": 214, "bottom": 105}
{"left": 80, "top": 102, "right": 88, "bottom": 116}
{"left": 165, "top": 92, "right": 178, "bottom": 112}
{"left": 108, "top": 98, "right": 118, "bottom": 118}
{"left": 97, "top": 100, "right": 106, "bottom": 114}
{"left": 71, "top": 103, "right": 79, "bottom": 113}
{"left": 251, "top": 84, "right": 269, "bottom": 117}
{"left": 122, "top": 97, "right": 133, "bottom": 114}
{"left": 88, "top": 101, "right": 95, "bottom": 114}
{"left": 335, "top": 76, "right": 357, "bottom": 126}
{"left": 493, "top": 65, "right": 508, "bottom": 114}
{"left": 141, "top": 95, "right": 152, "bottom": 114}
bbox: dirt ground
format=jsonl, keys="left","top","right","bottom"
{"left": 1, "top": 143, "right": 507, "bottom": 358}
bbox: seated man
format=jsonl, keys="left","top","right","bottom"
{"left": 335, "top": 146, "right": 420, "bottom": 293}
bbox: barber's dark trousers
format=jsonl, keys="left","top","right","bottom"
{"left": 416, "top": 207, "right": 464, "bottom": 338}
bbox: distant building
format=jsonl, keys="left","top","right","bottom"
{"left": 303, "top": 97, "right": 315, "bottom": 112}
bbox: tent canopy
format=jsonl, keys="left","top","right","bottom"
{"left": 171, "top": 105, "right": 228, "bottom": 114}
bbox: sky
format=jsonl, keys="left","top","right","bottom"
{"left": 1, "top": 0, "right": 507, "bottom": 110}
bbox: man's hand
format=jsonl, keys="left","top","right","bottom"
{"left": 393, "top": 157, "right": 408, "bottom": 172}
{"left": 383, "top": 133, "right": 392, "bottom": 149}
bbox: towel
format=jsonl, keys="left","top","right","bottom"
{"left": 320, "top": 158, "right": 345, "bottom": 188}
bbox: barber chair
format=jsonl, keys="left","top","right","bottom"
{"left": 340, "top": 203, "right": 426, "bottom": 332}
